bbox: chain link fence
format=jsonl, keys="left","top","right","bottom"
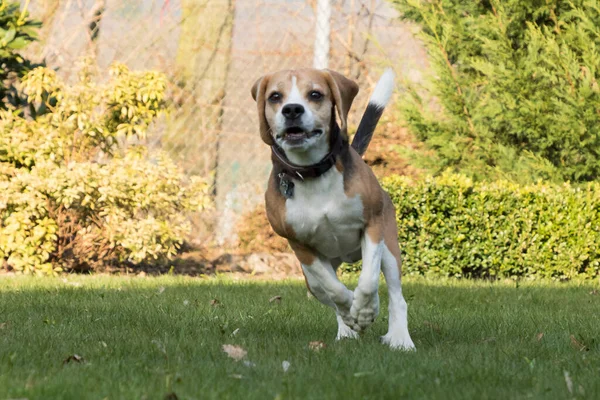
{"left": 24, "top": 0, "right": 426, "bottom": 248}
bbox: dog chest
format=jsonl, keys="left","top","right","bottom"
{"left": 285, "top": 168, "right": 364, "bottom": 258}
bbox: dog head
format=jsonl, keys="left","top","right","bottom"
{"left": 251, "top": 69, "right": 358, "bottom": 165}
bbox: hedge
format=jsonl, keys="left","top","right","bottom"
{"left": 382, "top": 173, "right": 600, "bottom": 280}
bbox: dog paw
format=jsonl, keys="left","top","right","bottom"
{"left": 349, "top": 291, "right": 379, "bottom": 332}
{"left": 336, "top": 323, "right": 359, "bottom": 341}
{"left": 380, "top": 330, "right": 416, "bottom": 351}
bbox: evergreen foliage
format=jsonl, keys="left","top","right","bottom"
{"left": 0, "top": 1, "right": 41, "bottom": 111}
{"left": 392, "top": 0, "right": 600, "bottom": 183}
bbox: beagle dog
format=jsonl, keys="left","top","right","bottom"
{"left": 251, "top": 68, "right": 415, "bottom": 350}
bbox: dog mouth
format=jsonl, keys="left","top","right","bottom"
{"left": 281, "top": 127, "right": 323, "bottom": 143}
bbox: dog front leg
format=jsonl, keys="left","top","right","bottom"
{"left": 290, "top": 241, "right": 355, "bottom": 330}
{"left": 350, "top": 223, "right": 383, "bottom": 332}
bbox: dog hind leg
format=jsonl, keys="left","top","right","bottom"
{"left": 380, "top": 244, "right": 415, "bottom": 351}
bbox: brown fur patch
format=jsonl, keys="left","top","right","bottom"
{"left": 288, "top": 240, "right": 317, "bottom": 265}
{"left": 264, "top": 171, "right": 296, "bottom": 240}
{"left": 382, "top": 194, "right": 403, "bottom": 275}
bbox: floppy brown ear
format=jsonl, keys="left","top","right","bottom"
{"left": 324, "top": 69, "right": 359, "bottom": 140}
{"left": 251, "top": 75, "right": 275, "bottom": 145}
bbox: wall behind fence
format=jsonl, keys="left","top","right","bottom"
{"left": 24, "top": 0, "right": 426, "bottom": 246}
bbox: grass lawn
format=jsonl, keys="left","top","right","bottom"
{"left": 0, "top": 275, "right": 599, "bottom": 400}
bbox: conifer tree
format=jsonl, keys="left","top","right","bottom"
{"left": 392, "top": 0, "right": 600, "bottom": 183}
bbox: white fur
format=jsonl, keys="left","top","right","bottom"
{"left": 286, "top": 168, "right": 364, "bottom": 259}
{"left": 336, "top": 315, "right": 359, "bottom": 340}
{"left": 380, "top": 246, "right": 415, "bottom": 350}
{"left": 301, "top": 259, "right": 355, "bottom": 332}
{"left": 350, "top": 237, "right": 383, "bottom": 332}
{"left": 369, "top": 68, "right": 395, "bottom": 108}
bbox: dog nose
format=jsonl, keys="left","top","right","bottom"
{"left": 282, "top": 103, "right": 305, "bottom": 120}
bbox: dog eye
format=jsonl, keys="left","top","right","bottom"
{"left": 309, "top": 91, "right": 323, "bottom": 101}
{"left": 268, "top": 92, "right": 282, "bottom": 103}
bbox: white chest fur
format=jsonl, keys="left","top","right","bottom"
{"left": 285, "top": 168, "right": 364, "bottom": 259}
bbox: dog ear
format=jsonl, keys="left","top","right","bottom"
{"left": 324, "top": 70, "right": 359, "bottom": 140}
{"left": 251, "top": 75, "right": 275, "bottom": 145}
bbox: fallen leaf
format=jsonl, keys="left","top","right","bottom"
{"left": 308, "top": 341, "right": 326, "bottom": 351}
{"left": 536, "top": 332, "right": 544, "bottom": 342}
{"left": 564, "top": 370, "right": 573, "bottom": 394}
{"left": 423, "top": 320, "right": 440, "bottom": 332}
{"left": 183, "top": 300, "right": 189, "bottom": 306}
{"left": 210, "top": 299, "right": 220, "bottom": 306}
{"left": 590, "top": 290, "right": 598, "bottom": 296}
{"left": 570, "top": 335, "right": 588, "bottom": 351}
{"left": 157, "top": 286, "right": 165, "bottom": 294}
{"left": 231, "top": 328, "right": 240, "bottom": 336}
{"left": 164, "top": 392, "right": 178, "bottom": 400}
{"left": 269, "top": 295, "right": 282, "bottom": 303}
{"left": 222, "top": 344, "right": 247, "bottom": 361}
{"left": 0, "top": 322, "right": 7, "bottom": 330}
{"left": 152, "top": 339, "right": 167, "bottom": 355}
{"left": 100, "top": 341, "right": 107, "bottom": 348}
{"left": 282, "top": 360, "right": 291, "bottom": 372}
{"left": 63, "top": 354, "right": 84, "bottom": 365}
{"left": 353, "top": 371, "right": 374, "bottom": 377}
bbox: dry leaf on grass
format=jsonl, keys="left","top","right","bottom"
{"left": 210, "top": 299, "right": 221, "bottom": 307}
{"left": 564, "top": 370, "right": 573, "bottom": 394}
{"left": 231, "top": 328, "right": 240, "bottom": 337}
{"left": 63, "top": 354, "right": 84, "bottom": 365}
{"left": 536, "top": 333, "right": 544, "bottom": 341}
{"left": 570, "top": 335, "right": 588, "bottom": 351}
{"left": 423, "top": 320, "right": 440, "bottom": 333}
{"left": 222, "top": 344, "right": 247, "bottom": 361}
{"left": 308, "top": 341, "right": 326, "bottom": 351}
{"left": 282, "top": 360, "right": 291, "bottom": 372}
{"left": 157, "top": 286, "right": 165, "bottom": 294}
{"left": 590, "top": 290, "right": 598, "bottom": 296}
{"left": 0, "top": 322, "right": 7, "bottom": 330}
{"left": 269, "top": 295, "right": 282, "bottom": 303}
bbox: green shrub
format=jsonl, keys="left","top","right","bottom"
{"left": 391, "top": 0, "right": 600, "bottom": 183}
{"left": 1, "top": 0, "right": 41, "bottom": 111}
{"left": 0, "top": 62, "right": 212, "bottom": 275}
{"left": 381, "top": 173, "right": 600, "bottom": 280}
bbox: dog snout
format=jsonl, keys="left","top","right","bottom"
{"left": 282, "top": 103, "right": 305, "bottom": 120}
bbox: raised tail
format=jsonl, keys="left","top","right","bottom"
{"left": 351, "top": 68, "right": 395, "bottom": 156}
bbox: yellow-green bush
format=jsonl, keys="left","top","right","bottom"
{"left": 382, "top": 173, "right": 600, "bottom": 280}
{"left": 0, "top": 63, "right": 211, "bottom": 275}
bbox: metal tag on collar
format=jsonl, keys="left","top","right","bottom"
{"left": 278, "top": 173, "right": 295, "bottom": 199}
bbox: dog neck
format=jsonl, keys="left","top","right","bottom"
{"left": 271, "top": 124, "right": 346, "bottom": 182}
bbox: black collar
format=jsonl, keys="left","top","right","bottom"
{"left": 270, "top": 126, "right": 346, "bottom": 182}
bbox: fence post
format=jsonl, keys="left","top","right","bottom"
{"left": 313, "top": 0, "right": 331, "bottom": 69}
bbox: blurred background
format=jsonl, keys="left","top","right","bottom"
{"left": 8, "top": 0, "right": 599, "bottom": 279}
{"left": 22, "top": 0, "right": 426, "bottom": 247}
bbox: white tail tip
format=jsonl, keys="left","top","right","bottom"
{"left": 369, "top": 68, "right": 395, "bottom": 108}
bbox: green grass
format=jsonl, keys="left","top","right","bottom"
{"left": 0, "top": 275, "right": 599, "bottom": 400}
